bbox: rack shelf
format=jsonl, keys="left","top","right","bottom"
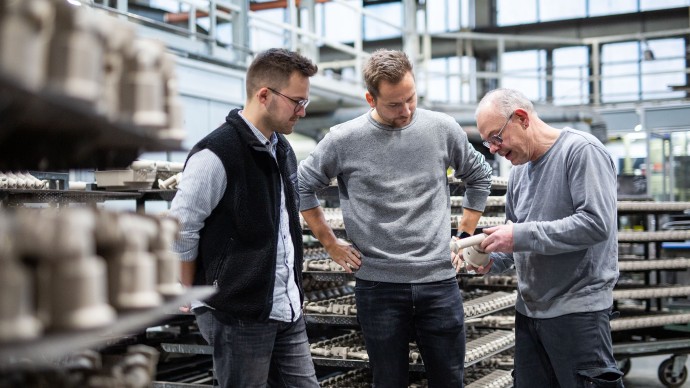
{"left": 0, "top": 76, "right": 183, "bottom": 171}
{"left": 0, "top": 286, "right": 215, "bottom": 367}
{"left": 0, "top": 189, "right": 142, "bottom": 206}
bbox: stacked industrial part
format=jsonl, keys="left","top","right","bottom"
{"left": 0, "top": 345, "right": 160, "bottom": 388}
{"left": 308, "top": 329, "right": 515, "bottom": 369}
{"left": 0, "top": 208, "right": 183, "bottom": 349}
{"left": 0, "top": 0, "right": 184, "bottom": 142}
{"left": 0, "top": 172, "right": 49, "bottom": 189}
{"left": 95, "top": 159, "right": 184, "bottom": 191}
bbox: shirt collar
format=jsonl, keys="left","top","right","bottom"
{"left": 238, "top": 110, "right": 278, "bottom": 148}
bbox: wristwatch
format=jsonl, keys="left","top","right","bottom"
{"left": 457, "top": 231, "right": 472, "bottom": 239}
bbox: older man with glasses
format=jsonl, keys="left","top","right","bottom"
{"left": 471, "top": 88, "right": 624, "bottom": 388}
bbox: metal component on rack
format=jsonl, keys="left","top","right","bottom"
{"left": 309, "top": 332, "right": 370, "bottom": 361}
{"left": 465, "top": 330, "right": 515, "bottom": 364}
{"left": 153, "top": 217, "right": 184, "bottom": 298}
{"left": 617, "top": 201, "right": 690, "bottom": 212}
{"left": 14, "top": 208, "right": 116, "bottom": 331}
{"left": 3, "top": 171, "right": 26, "bottom": 188}
{"left": 613, "top": 286, "right": 690, "bottom": 300}
{"left": 45, "top": 1, "right": 103, "bottom": 105}
{"left": 618, "top": 258, "right": 690, "bottom": 271}
{"left": 160, "top": 52, "right": 186, "bottom": 142}
{"left": 611, "top": 313, "right": 690, "bottom": 331}
{"left": 617, "top": 230, "right": 690, "bottom": 242}
{"left": 0, "top": 0, "right": 55, "bottom": 91}
{"left": 466, "top": 369, "right": 513, "bottom": 388}
{"left": 98, "top": 11, "right": 135, "bottom": 121}
{"left": 450, "top": 196, "right": 506, "bottom": 208}
{"left": 466, "top": 315, "right": 516, "bottom": 329}
{"left": 113, "top": 345, "right": 160, "bottom": 388}
{"left": 158, "top": 172, "right": 182, "bottom": 190}
{"left": 304, "top": 295, "right": 357, "bottom": 315}
{"left": 463, "top": 291, "right": 517, "bottom": 319}
{"left": 453, "top": 215, "right": 506, "bottom": 228}
{"left": 108, "top": 213, "right": 162, "bottom": 310}
{"left": 466, "top": 274, "right": 518, "bottom": 287}
{"left": 0, "top": 214, "right": 42, "bottom": 342}
{"left": 47, "top": 208, "right": 116, "bottom": 331}
{"left": 448, "top": 175, "right": 508, "bottom": 189}
{"left": 8, "top": 210, "right": 109, "bottom": 331}
{"left": 120, "top": 38, "right": 168, "bottom": 132}
{"left": 95, "top": 166, "right": 157, "bottom": 190}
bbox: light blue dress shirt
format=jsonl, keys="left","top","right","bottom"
{"left": 170, "top": 111, "right": 301, "bottom": 322}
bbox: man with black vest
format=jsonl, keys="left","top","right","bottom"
{"left": 169, "top": 48, "right": 319, "bottom": 387}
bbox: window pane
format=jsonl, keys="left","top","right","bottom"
{"left": 425, "top": 0, "right": 461, "bottom": 33}
{"left": 553, "top": 46, "right": 589, "bottom": 105}
{"left": 602, "top": 41, "right": 640, "bottom": 102}
{"left": 640, "top": 0, "right": 689, "bottom": 11}
{"left": 321, "top": 1, "right": 360, "bottom": 43}
{"left": 602, "top": 41, "right": 639, "bottom": 62}
{"left": 497, "top": 0, "right": 537, "bottom": 26}
{"left": 364, "top": 3, "right": 401, "bottom": 40}
{"left": 642, "top": 58, "right": 686, "bottom": 99}
{"left": 250, "top": 9, "right": 286, "bottom": 51}
{"left": 588, "top": 0, "right": 637, "bottom": 16}
{"left": 539, "top": 0, "right": 585, "bottom": 22}
{"left": 502, "top": 51, "right": 544, "bottom": 101}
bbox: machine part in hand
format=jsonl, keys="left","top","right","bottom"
{"left": 463, "top": 245, "right": 490, "bottom": 268}
{"left": 450, "top": 233, "right": 490, "bottom": 267}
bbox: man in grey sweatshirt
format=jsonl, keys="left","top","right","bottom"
{"left": 298, "top": 49, "right": 493, "bottom": 387}
{"left": 472, "top": 88, "right": 624, "bottom": 388}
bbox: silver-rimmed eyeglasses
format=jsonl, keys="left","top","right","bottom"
{"left": 482, "top": 112, "right": 513, "bottom": 149}
{"left": 267, "top": 87, "right": 309, "bottom": 113}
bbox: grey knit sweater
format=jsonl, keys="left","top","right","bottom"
{"left": 298, "top": 108, "right": 493, "bottom": 283}
{"left": 489, "top": 128, "right": 619, "bottom": 318}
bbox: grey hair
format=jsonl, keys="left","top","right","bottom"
{"left": 475, "top": 88, "right": 534, "bottom": 119}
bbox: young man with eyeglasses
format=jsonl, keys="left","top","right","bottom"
{"left": 471, "top": 88, "right": 624, "bottom": 387}
{"left": 169, "top": 48, "right": 319, "bottom": 387}
{"left": 297, "top": 49, "right": 493, "bottom": 387}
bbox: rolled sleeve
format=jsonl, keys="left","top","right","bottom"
{"left": 297, "top": 133, "right": 340, "bottom": 211}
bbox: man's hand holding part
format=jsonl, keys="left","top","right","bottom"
{"left": 452, "top": 233, "right": 491, "bottom": 273}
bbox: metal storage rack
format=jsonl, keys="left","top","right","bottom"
{"left": 0, "top": 70, "right": 199, "bottom": 387}
{"left": 614, "top": 201, "right": 690, "bottom": 387}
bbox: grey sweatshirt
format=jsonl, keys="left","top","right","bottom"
{"left": 298, "top": 108, "right": 493, "bottom": 283}
{"left": 489, "top": 128, "right": 619, "bottom": 319}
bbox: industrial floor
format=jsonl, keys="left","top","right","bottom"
{"left": 624, "top": 355, "right": 689, "bottom": 387}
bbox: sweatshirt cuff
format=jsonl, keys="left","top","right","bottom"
{"left": 462, "top": 189, "right": 489, "bottom": 212}
{"left": 512, "top": 222, "right": 532, "bottom": 252}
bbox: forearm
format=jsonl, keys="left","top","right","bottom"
{"left": 180, "top": 260, "right": 196, "bottom": 287}
{"left": 459, "top": 208, "right": 483, "bottom": 235}
{"left": 488, "top": 252, "right": 514, "bottom": 274}
{"left": 301, "top": 206, "right": 340, "bottom": 249}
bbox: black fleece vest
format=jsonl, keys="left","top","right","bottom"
{"left": 188, "top": 109, "right": 304, "bottom": 321}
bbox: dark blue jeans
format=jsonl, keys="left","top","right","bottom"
{"left": 514, "top": 308, "right": 624, "bottom": 388}
{"left": 194, "top": 307, "right": 318, "bottom": 388}
{"left": 355, "top": 277, "right": 465, "bottom": 388}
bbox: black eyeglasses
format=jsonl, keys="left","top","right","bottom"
{"left": 267, "top": 87, "right": 309, "bottom": 113}
{"left": 482, "top": 112, "right": 513, "bottom": 149}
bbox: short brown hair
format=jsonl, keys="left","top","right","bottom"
{"left": 363, "top": 49, "right": 413, "bottom": 98}
{"left": 246, "top": 48, "right": 318, "bottom": 99}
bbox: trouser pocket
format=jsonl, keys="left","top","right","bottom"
{"left": 577, "top": 367, "right": 624, "bottom": 387}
